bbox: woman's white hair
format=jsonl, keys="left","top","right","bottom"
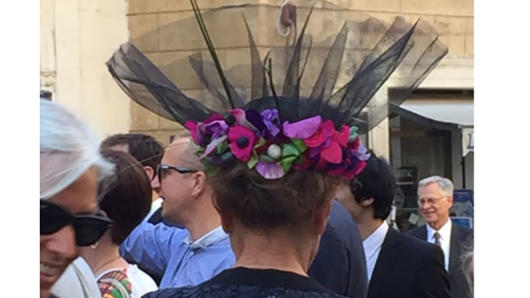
{"left": 40, "top": 100, "right": 114, "bottom": 199}
{"left": 417, "top": 175, "right": 454, "bottom": 197}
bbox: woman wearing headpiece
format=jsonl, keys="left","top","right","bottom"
{"left": 78, "top": 149, "right": 158, "bottom": 298}
{"left": 40, "top": 99, "right": 114, "bottom": 298}
{"left": 106, "top": 1, "right": 447, "bottom": 297}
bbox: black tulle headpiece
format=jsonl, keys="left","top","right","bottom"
{"left": 106, "top": 1, "right": 447, "bottom": 180}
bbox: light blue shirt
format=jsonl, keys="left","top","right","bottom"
{"left": 120, "top": 220, "right": 235, "bottom": 289}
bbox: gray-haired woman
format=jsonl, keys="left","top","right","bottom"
{"left": 40, "top": 99, "right": 114, "bottom": 298}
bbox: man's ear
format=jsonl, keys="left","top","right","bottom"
{"left": 360, "top": 197, "right": 374, "bottom": 207}
{"left": 191, "top": 171, "right": 207, "bottom": 198}
{"left": 143, "top": 166, "right": 155, "bottom": 181}
{"left": 313, "top": 198, "right": 333, "bottom": 236}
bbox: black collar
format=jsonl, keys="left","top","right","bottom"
{"left": 203, "top": 267, "right": 332, "bottom": 293}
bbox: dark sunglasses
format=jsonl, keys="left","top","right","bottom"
{"left": 157, "top": 164, "right": 197, "bottom": 181}
{"left": 40, "top": 200, "right": 113, "bottom": 246}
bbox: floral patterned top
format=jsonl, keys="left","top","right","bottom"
{"left": 98, "top": 268, "right": 133, "bottom": 298}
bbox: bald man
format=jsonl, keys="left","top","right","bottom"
{"left": 120, "top": 137, "right": 235, "bottom": 289}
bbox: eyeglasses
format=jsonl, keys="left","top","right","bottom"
{"left": 40, "top": 200, "right": 113, "bottom": 246}
{"left": 417, "top": 196, "right": 447, "bottom": 206}
{"left": 156, "top": 164, "right": 197, "bottom": 181}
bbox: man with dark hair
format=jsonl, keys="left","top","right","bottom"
{"left": 336, "top": 154, "right": 450, "bottom": 298}
{"left": 101, "top": 133, "right": 164, "bottom": 221}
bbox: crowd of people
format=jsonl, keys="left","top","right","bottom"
{"left": 40, "top": 2, "right": 473, "bottom": 297}
{"left": 40, "top": 98, "right": 473, "bottom": 298}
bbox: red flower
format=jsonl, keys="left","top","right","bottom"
{"left": 228, "top": 125, "right": 256, "bottom": 162}
{"left": 304, "top": 120, "right": 350, "bottom": 164}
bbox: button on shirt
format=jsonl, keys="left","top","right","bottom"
{"left": 426, "top": 220, "right": 451, "bottom": 271}
{"left": 362, "top": 222, "right": 389, "bottom": 282}
{"left": 120, "top": 221, "right": 235, "bottom": 289}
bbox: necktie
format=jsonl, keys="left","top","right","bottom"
{"left": 433, "top": 232, "right": 442, "bottom": 247}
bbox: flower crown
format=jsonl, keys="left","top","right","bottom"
{"left": 185, "top": 108, "right": 370, "bottom": 180}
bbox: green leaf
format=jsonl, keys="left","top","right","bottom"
{"left": 280, "top": 156, "right": 298, "bottom": 172}
{"left": 291, "top": 139, "right": 307, "bottom": 153}
{"left": 202, "top": 159, "right": 220, "bottom": 177}
{"left": 349, "top": 125, "right": 359, "bottom": 142}
{"left": 282, "top": 143, "right": 300, "bottom": 157}
{"left": 260, "top": 153, "right": 275, "bottom": 163}
{"left": 254, "top": 137, "right": 266, "bottom": 149}
{"left": 216, "top": 140, "right": 228, "bottom": 155}
{"left": 247, "top": 153, "right": 259, "bottom": 169}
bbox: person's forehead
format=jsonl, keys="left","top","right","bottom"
{"left": 49, "top": 167, "right": 99, "bottom": 214}
{"left": 419, "top": 183, "right": 441, "bottom": 196}
{"left": 108, "top": 143, "right": 129, "bottom": 153}
{"left": 162, "top": 138, "right": 189, "bottom": 163}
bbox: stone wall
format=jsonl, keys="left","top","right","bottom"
{"left": 40, "top": 0, "right": 130, "bottom": 139}
{"left": 127, "top": 0, "right": 473, "bottom": 146}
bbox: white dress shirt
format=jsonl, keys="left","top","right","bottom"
{"left": 146, "top": 197, "right": 163, "bottom": 219}
{"left": 362, "top": 222, "right": 389, "bottom": 281}
{"left": 426, "top": 220, "right": 452, "bottom": 271}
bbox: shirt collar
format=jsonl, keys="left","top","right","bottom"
{"left": 363, "top": 222, "right": 389, "bottom": 257}
{"left": 426, "top": 219, "right": 452, "bottom": 242}
{"left": 184, "top": 226, "right": 228, "bottom": 250}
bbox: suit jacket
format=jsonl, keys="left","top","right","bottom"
{"left": 368, "top": 227, "right": 450, "bottom": 298}
{"left": 309, "top": 200, "right": 368, "bottom": 298}
{"left": 409, "top": 223, "right": 473, "bottom": 298}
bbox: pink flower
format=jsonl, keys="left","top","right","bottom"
{"left": 228, "top": 125, "right": 256, "bottom": 162}
{"left": 185, "top": 121, "right": 199, "bottom": 144}
{"left": 283, "top": 115, "right": 322, "bottom": 139}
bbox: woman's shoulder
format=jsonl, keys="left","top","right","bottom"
{"left": 126, "top": 264, "right": 158, "bottom": 296}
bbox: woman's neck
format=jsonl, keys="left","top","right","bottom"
{"left": 231, "top": 227, "right": 317, "bottom": 276}
{"left": 79, "top": 233, "right": 127, "bottom": 276}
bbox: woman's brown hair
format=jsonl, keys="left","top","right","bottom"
{"left": 209, "top": 162, "right": 340, "bottom": 231}
{"left": 99, "top": 149, "right": 152, "bottom": 244}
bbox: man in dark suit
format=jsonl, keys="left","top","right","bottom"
{"left": 309, "top": 200, "right": 368, "bottom": 298}
{"left": 336, "top": 154, "right": 450, "bottom": 298}
{"left": 409, "top": 176, "right": 473, "bottom": 298}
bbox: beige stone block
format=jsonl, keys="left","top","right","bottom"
{"left": 158, "top": 11, "right": 212, "bottom": 51}
{"left": 145, "top": 51, "right": 206, "bottom": 91}
{"left": 400, "top": 0, "right": 473, "bottom": 17}
{"left": 464, "top": 35, "right": 474, "bottom": 57}
{"left": 432, "top": 16, "right": 472, "bottom": 35}
{"left": 351, "top": 0, "right": 400, "bottom": 12}
{"left": 368, "top": 12, "right": 400, "bottom": 25}
{"left": 465, "top": 17, "right": 474, "bottom": 34}
{"left": 130, "top": 101, "right": 160, "bottom": 130}
{"left": 129, "top": 0, "right": 182, "bottom": 14}
{"left": 159, "top": 116, "right": 182, "bottom": 130}
{"left": 447, "top": 35, "right": 466, "bottom": 57}
{"left": 129, "top": 14, "right": 159, "bottom": 52}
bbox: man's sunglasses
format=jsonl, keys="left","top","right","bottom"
{"left": 40, "top": 200, "right": 113, "bottom": 246}
{"left": 157, "top": 164, "right": 197, "bottom": 181}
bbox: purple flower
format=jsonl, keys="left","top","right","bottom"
{"left": 199, "top": 120, "right": 228, "bottom": 140}
{"left": 245, "top": 109, "right": 266, "bottom": 134}
{"left": 256, "top": 162, "right": 285, "bottom": 179}
{"left": 282, "top": 115, "right": 322, "bottom": 139}
{"left": 261, "top": 109, "right": 281, "bottom": 137}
